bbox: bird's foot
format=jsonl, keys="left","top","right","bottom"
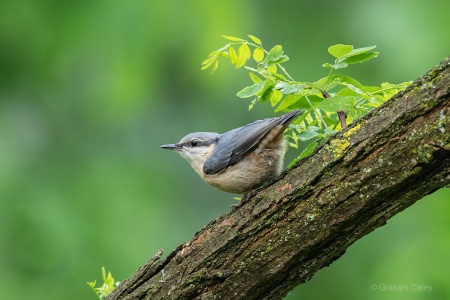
{"left": 229, "top": 189, "right": 258, "bottom": 212}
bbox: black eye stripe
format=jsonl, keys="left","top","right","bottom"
{"left": 182, "top": 138, "right": 217, "bottom": 148}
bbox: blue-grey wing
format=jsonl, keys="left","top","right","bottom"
{"left": 203, "top": 109, "right": 301, "bottom": 175}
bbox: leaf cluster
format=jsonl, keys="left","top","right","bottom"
{"left": 202, "top": 35, "right": 411, "bottom": 164}
{"left": 87, "top": 267, "right": 118, "bottom": 299}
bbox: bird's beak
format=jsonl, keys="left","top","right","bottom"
{"left": 160, "top": 143, "right": 182, "bottom": 151}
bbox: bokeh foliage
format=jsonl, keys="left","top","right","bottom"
{"left": 0, "top": 1, "right": 449, "bottom": 300}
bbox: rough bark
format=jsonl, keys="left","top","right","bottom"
{"left": 108, "top": 58, "right": 450, "bottom": 300}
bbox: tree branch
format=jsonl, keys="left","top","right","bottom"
{"left": 108, "top": 58, "right": 450, "bottom": 300}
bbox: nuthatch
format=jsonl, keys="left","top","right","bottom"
{"left": 160, "top": 109, "right": 302, "bottom": 194}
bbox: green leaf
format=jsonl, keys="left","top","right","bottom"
{"left": 288, "top": 142, "right": 318, "bottom": 167}
{"left": 334, "top": 62, "right": 348, "bottom": 69}
{"left": 267, "top": 64, "right": 277, "bottom": 74}
{"left": 318, "top": 96, "right": 354, "bottom": 112}
{"left": 322, "top": 62, "right": 348, "bottom": 70}
{"left": 396, "top": 81, "right": 413, "bottom": 89}
{"left": 299, "top": 142, "right": 318, "bottom": 159}
{"left": 101, "top": 267, "right": 107, "bottom": 281}
{"left": 229, "top": 47, "right": 237, "bottom": 65}
{"left": 315, "top": 75, "right": 339, "bottom": 90}
{"left": 248, "top": 34, "right": 262, "bottom": 46}
{"left": 248, "top": 72, "right": 262, "bottom": 83}
{"left": 372, "top": 94, "right": 387, "bottom": 105}
{"left": 343, "top": 52, "right": 379, "bottom": 64}
{"left": 361, "top": 85, "right": 384, "bottom": 93}
{"left": 248, "top": 98, "right": 257, "bottom": 110}
{"left": 87, "top": 280, "right": 96, "bottom": 289}
{"left": 201, "top": 55, "right": 218, "bottom": 70}
{"left": 271, "top": 71, "right": 287, "bottom": 81}
{"left": 201, "top": 53, "right": 216, "bottom": 65}
{"left": 221, "top": 35, "right": 245, "bottom": 42}
{"left": 328, "top": 44, "right": 353, "bottom": 58}
{"left": 274, "top": 82, "right": 304, "bottom": 94}
{"left": 298, "top": 127, "right": 319, "bottom": 141}
{"left": 277, "top": 94, "right": 324, "bottom": 112}
{"left": 293, "top": 110, "right": 310, "bottom": 124}
{"left": 211, "top": 59, "right": 219, "bottom": 73}
{"left": 337, "top": 87, "right": 359, "bottom": 97}
{"left": 347, "top": 45, "right": 377, "bottom": 57}
{"left": 321, "top": 115, "right": 335, "bottom": 125}
{"left": 287, "top": 132, "right": 299, "bottom": 149}
{"left": 348, "top": 108, "right": 363, "bottom": 121}
{"left": 380, "top": 82, "right": 399, "bottom": 99}
{"left": 269, "top": 89, "right": 283, "bottom": 106}
{"left": 215, "top": 43, "right": 232, "bottom": 53}
{"left": 275, "top": 94, "right": 301, "bottom": 112}
{"left": 88, "top": 267, "right": 117, "bottom": 299}
{"left": 258, "top": 81, "right": 275, "bottom": 102}
{"left": 348, "top": 84, "right": 371, "bottom": 99}
{"left": 307, "top": 126, "right": 320, "bottom": 132}
{"left": 264, "top": 45, "right": 283, "bottom": 64}
{"left": 380, "top": 82, "right": 395, "bottom": 89}
{"left": 339, "top": 75, "right": 363, "bottom": 88}
{"left": 272, "top": 55, "right": 289, "bottom": 64}
{"left": 308, "top": 95, "right": 326, "bottom": 107}
{"left": 237, "top": 81, "right": 266, "bottom": 98}
{"left": 104, "top": 271, "right": 115, "bottom": 288}
{"left": 324, "top": 128, "right": 337, "bottom": 135}
{"left": 253, "top": 48, "right": 265, "bottom": 63}
{"left": 235, "top": 43, "right": 251, "bottom": 68}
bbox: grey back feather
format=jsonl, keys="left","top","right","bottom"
{"left": 203, "top": 109, "right": 301, "bottom": 175}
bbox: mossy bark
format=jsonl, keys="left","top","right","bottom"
{"left": 108, "top": 58, "right": 450, "bottom": 300}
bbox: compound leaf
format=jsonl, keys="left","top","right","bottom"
{"left": 237, "top": 81, "right": 266, "bottom": 98}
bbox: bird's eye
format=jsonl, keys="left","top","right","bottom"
{"left": 190, "top": 140, "right": 199, "bottom": 147}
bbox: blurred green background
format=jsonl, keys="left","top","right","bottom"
{"left": 1, "top": 0, "right": 449, "bottom": 299}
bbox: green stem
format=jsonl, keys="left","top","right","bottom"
{"left": 278, "top": 64, "right": 295, "bottom": 81}
{"left": 327, "top": 58, "right": 339, "bottom": 77}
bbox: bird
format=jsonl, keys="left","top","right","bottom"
{"left": 160, "top": 109, "right": 302, "bottom": 194}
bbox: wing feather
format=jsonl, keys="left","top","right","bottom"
{"left": 203, "top": 110, "right": 301, "bottom": 175}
